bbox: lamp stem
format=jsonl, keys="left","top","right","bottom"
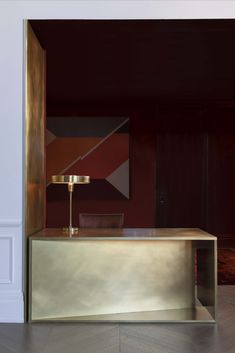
{"left": 68, "top": 182, "right": 74, "bottom": 234}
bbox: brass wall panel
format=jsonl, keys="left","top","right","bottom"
{"left": 25, "top": 23, "right": 45, "bottom": 236}
{"left": 196, "top": 239, "right": 217, "bottom": 319}
{"left": 31, "top": 227, "right": 217, "bottom": 240}
{"left": 30, "top": 239, "right": 194, "bottom": 320}
{"left": 50, "top": 306, "right": 214, "bottom": 322}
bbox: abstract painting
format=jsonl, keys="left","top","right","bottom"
{"left": 46, "top": 117, "right": 129, "bottom": 199}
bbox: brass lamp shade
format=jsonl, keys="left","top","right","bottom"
{"left": 52, "top": 175, "right": 90, "bottom": 184}
{"left": 51, "top": 175, "right": 90, "bottom": 235}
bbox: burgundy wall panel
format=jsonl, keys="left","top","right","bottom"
{"left": 156, "top": 131, "right": 206, "bottom": 228}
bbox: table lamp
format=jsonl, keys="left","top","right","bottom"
{"left": 52, "top": 175, "right": 90, "bottom": 234}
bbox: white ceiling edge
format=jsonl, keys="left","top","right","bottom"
{"left": 2, "top": 1, "right": 235, "bottom": 20}
{"left": 4, "top": 0, "right": 235, "bottom": 2}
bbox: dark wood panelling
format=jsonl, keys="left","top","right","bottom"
{"left": 156, "top": 109, "right": 235, "bottom": 239}
{"left": 207, "top": 115, "right": 235, "bottom": 236}
{"left": 156, "top": 111, "right": 206, "bottom": 228}
{"left": 218, "top": 235, "right": 235, "bottom": 248}
{"left": 30, "top": 20, "right": 235, "bottom": 107}
{"left": 156, "top": 132, "right": 205, "bottom": 227}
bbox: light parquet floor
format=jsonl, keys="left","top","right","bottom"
{"left": 0, "top": 286, "right": 234, "bottom": 353}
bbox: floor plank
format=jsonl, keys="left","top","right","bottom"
{"left": 41, "top": 324, "right": 119, "bottom": 353}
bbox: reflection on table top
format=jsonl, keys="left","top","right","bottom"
{"left": 30, "top": 228, "right": 217, "bottom": 241}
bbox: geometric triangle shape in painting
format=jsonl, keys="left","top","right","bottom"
{"left": 115, "top": 119, "right": 130, "bottom": 134}
{"left": 73, "top": 179, "right": 126, "bottom": 200}
{"left": 46, "top": 137, "right": 102, "bottom": 184}
{"left": 64, "top": 134, "right": 129, "bottom": 180}
{"left": 47, "top": 116, "right": 129, "bottom": 137}
{"left": 106, "top": 160, "right": 129, "bottom": 199}
{"left": 46, "top": 129, "right": 56, "bottom": 145}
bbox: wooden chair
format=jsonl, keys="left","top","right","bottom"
{"left": 79, "top": 213, "right": 124, "bottom": 228}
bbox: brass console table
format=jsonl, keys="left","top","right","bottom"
{"left": 28, "top": 228, "right": 217, "bottom": 323}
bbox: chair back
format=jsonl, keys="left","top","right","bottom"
{"left": 79, "top": 213, "right": 124, "bottom": 228}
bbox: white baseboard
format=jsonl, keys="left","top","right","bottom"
{"left": 0, "top": 291, "right": 24, "bottom": 323}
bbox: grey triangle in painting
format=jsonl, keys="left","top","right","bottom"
{"left": 46, "top": 129, "right": 56, "bottom": 145}
{"left": 106, "top": 160, "right": 129, "bottom": 199}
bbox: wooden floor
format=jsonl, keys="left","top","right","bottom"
{"left": 0, "top": 286, "right": 234, "bottom": 353}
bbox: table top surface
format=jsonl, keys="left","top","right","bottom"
{"left": 30, "top": 228, "right": 216, "bottom": 241}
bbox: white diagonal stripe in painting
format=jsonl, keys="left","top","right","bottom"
{"left": 46, "top": 156, "right": 82, "bottom": 187}
{"left": 80, "top": 117, "right": 129, "bottom": 160}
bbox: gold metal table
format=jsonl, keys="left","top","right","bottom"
{"left": 28, "top": 228, "right": 217, "bottom": 323}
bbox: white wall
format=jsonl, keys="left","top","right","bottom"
{"left": 1, "top": 0, "right": 235, "bottom": 323}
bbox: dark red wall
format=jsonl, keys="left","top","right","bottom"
{"left": 155, "top": 107, "right": 235, "bottom": 240}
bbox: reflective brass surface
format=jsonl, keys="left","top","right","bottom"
{"left": 46, "top": 306, "right": 214, "bottom": 323}
{"left": 196, "top": 239, "right": 217, "bottom": 320}
{"left": 62, "top": 227, "right": 79, "bottom": 234}
{"left": 31, "top": 239, "right": 194, "bottom": 320}
{"left": 51, "top": 175, "right": 90, "bottom": 234}
{"left": 31, "top": 227, "right": 216, "bottom": 240}
{"left": 25, "top": 23, "right": 45, "bottom": 236}
{"left": 29, "top": 228, "right": 217, "bottom": 322}
{"left": 52, "top": 175, "right": 90, "bottom": 184}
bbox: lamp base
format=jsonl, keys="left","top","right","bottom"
{"left": 63, "top": 227, "right": 79, "bottom": 235}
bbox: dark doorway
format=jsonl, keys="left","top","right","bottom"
{"left": 156, "top": 110, "right": 206, "bottom": 228}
